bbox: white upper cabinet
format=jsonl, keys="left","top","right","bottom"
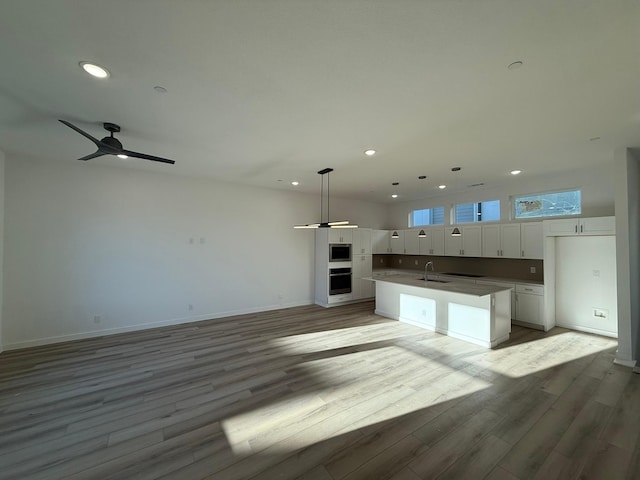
{"left": 520, "top": 222, "right": 543, "bottom": 259}
{"left": 403, "top": 229, "right": 421, "bottom": 255}
{"left": 483, "top": 222, "right": 540, "bottom": 259}
{"left": 389, "top": 230, "right": 405, "bottom": 254}
{"left": 482, "top": 224, "right": 501, "bottom": 258}
{"left": 352, "top": 228, "right": 372, "bottom": 255}
{"left": 372, "top": 229, "right": 390, "bottom": 254}
{"left": 543, "top": 216, "right": 615, "bottom": 237}
{"left": 501, "top": 224, "right": 523, "bottom": 258}
{"left": 419, "top": 227, "right": 445, "bottom": 256}
{"left": 482, "top": 224, "right": 521, "bottom": 258}
{"left": 578, "top": 216, "right": 615, "bottom": 235}
{"left": 328, "top": 229, "right": 352, "bottom": 244}
{"left": 445, "top": 227, "right": 462, "bottom": 256}
{"left": 445, "top": 225, "right": 482, "bottom": 257}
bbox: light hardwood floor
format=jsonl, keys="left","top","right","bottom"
{"left": 0, "top": 301, "right": 638, "bottom": 479}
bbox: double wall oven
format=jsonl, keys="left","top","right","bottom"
{"left": 328, "top": 243, "right": 352, "bottom": 296}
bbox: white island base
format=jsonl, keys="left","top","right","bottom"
{"left": 372, "top": 277, "right": 512, "bottom": 348}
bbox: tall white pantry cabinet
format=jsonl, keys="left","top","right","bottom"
{"left": 315, "top": 228, "right": 374, "bottom": 307}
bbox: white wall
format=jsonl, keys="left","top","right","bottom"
{"left": 614, "top": 148, "right": 639, "bottom": 367}
{"left": 386, "top": 163, "right": 615, "bottom": 229}
{"left": 1, "top": 155, "right": 385, "bottom": 349}
{"left": 555, "top": 236, "right": 617, "bottom": 337}
{"left": 0, "top": 149, "right": 4, "bottom": 353}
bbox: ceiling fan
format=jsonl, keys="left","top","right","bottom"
{"left": 58, "top": 120, "right": 176, "bottom": 165}
{"left": 294, "top": 168, "right": 358, "bottom": 229}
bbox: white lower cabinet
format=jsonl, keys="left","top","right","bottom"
{"left": 514, "top": 284, "right": 544, "bottom": 329}
{"left": 352, "top": 255, "right": 374, "bottom": 300}
{"left": 476, "top": 280, "right": 516, "bottom": 321}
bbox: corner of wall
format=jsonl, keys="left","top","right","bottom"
{"left": 0, "top": 149, "right": 5, "bottom": 354}
{"left": 614, "top": 147, "right": 638, "bottom": 367}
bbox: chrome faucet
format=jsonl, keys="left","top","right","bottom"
{"left": 425, "top": 261, "right": 434, "bottom": 280}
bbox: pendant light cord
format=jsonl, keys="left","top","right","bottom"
{"left": 327, "top": 171, "right": 330, "bottom": 224}
{"left": 320, "top": 173, "right": 324, "bottom": 223}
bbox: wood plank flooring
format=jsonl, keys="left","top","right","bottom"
{"left": 0, "top": 301, "right": 638, "bottom": 479}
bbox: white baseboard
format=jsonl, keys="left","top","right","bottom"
{"left": 2, "top": 300, "right": 312, "bottom": 351}
{"left": 555, "top": 323, "right": 618, "bottom": 338}
{"left": 613, "top": 357, "right": 637, "bottom": 368}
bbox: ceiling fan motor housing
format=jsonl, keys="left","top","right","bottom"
{"left": 100, "top": 136, "right": 123, "bottom": 152}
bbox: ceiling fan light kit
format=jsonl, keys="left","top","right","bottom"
{"left": 58, "top": 120, "right": 176, "bottom": 165}
{"left": 294, "top": 168, "right": 357, "bottom": 229}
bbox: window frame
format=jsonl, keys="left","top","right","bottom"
{"left": 453, "top": 199, "right": 501, "bottom": 224}
{"left": 408, "top": 206, "right": 445, "bottom": 228}
{"left": 511, "top": 189, "right": 582, "bottom": 220}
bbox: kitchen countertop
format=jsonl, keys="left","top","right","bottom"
{"left": 371, "top": 268, "right": 544, "bottom": 286}
{"left": 365, "top": 273, "right": 514, "bottom": 297}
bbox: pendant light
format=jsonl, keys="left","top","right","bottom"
{"left": 418, "top": 230, "right": 426, "bottom": 238}
{"left": 294, "top": 168, "right": 358, "bottom": 229}
{"left": 391, "top": 231, "right": 399, "bottom": 238}
{"left": 451, "top": 227, "right": 462, "bottom": 237}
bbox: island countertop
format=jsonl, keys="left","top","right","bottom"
{"left": 365, "top": 273, "right": 513, "bottom": 297}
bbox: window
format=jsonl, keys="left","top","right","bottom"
{"left": 410, "top": 207, "right": 445, "bottom": 227}
{"left": 513, "top": 190, "right": 581, "bottom": 219}
{"left": 454, "top": 200, "right": 500, "bottom": 223}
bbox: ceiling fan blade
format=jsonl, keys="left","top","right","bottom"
{"left": 122, "top": 150, "right": 175, "bottom": 165}
{"left": 77, "top": 151, "right": 106, "bottom": 161}
{"left": 58, "top": 119, "right": 101, "bottom": 146}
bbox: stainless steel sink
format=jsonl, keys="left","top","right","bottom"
{"left": 417, "top": 277, "right": 450, "bottom": 283}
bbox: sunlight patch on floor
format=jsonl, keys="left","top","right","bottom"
{"left": 221, "top": 344, "right": 490, "bottom": 455}
{"left": 476, "top": 330, "right": 617, "bottom": 378}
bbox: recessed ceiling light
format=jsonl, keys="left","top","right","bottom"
{"left": 79, "top": 61, "right": 110, "bottom": 78}
{"left": 391, "top": 194, "right": 398, "bottom": 198}
{"left": 507, "top": 61, "right": 524, "bottom": 70}
{"left": 117, "top": 154, "right": 128, "bottom": 160}
{"left": 438, "top": 185, "right": 446, "bottom": 189}
{"left": 364, "top": 149, "right": 376, "bottom": 156}
{"left": 510, "top": 170, "right": 521, "bottom": 175}
{"left": 291, "top": 181, "right": 299, "bottom": 186}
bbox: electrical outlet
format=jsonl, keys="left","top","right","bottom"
{"left": 415, "top": 260, "right": 418, "bottom": 265}
{"left": 593, "top": 269, "right": 600, "bottom": 277}
{"left": 188, "top": 304, "right": 194, "bottom": 311}
{"left": 421, "top": 309, "right": 426, "bottom": 316}
{"left": 593, "top": 308, "right": 608, "bottom": 319}
{"left": 199, "top": 237, "right": 206, "bottom": 244}
{"left": 380, "top": 258, "right": 384, "bottom": 263}
{"left": 93, "top": 315, "right": 102, "bottom": 324}
{"left": 398, "top": 259, "right": 402, "bottom": 264}
{"left": 189, "top": 238, "right": 195, "bottom": 244}
{"left": 530, "top": 266, "right": 536, "bottom": 274}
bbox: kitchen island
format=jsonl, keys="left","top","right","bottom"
{"left": 369, "top": 274, "right": 512, "bottom": 348}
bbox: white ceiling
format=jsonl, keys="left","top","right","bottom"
{"left": 0, "top": 1, "right": 638, "bottom": 203}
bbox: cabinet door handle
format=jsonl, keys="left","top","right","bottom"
{"left": 522, "top": 250, "right": 524, "bottom": 257}
{"left": 580, "top": 224, "right": 583, "bottom": 233}
{"left": 575, "top": 225, "right": 577, "bottom": 233}
{"left": 497, "top": 250, "right": 500, "bottom": 256}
